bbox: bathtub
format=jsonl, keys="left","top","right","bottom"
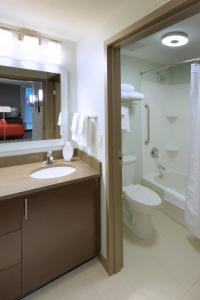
{"left": 143, "top": 171, "right": 187, "bottom": 210}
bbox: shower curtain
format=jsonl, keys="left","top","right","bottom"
{"left": 185, "top": 64, "right": 200, "bottom": 238}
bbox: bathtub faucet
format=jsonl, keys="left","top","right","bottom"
{"left": 157, "top": 163, "right": 166, "bottom": 178}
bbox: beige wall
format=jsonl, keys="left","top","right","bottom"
{"left": 75, "top": 0, "right": 170, "bottom": 257}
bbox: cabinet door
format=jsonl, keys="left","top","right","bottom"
{"left": 0, "top": 264, "right": 21, "bottom": 300}
{"left": 22, "top": 178, "right": 100, "bottom": 296}
{"left": 0, "top": 197, "right": 22, "bottom": 235}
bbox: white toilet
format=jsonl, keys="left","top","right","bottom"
{"left": 122, "top": 155, "right": 161, "bottom": 239}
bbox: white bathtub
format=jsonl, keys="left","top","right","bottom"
{"left": 143, "top": 171, "right": 187, "bottom": 210}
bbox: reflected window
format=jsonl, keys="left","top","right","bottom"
{"left": 24, "top": 87, "right": 33, "bottom": 130}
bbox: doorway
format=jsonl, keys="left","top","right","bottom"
{"left": 105, "top": 0, "right": 200, "bottom": 275}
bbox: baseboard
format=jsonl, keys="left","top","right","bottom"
{"left": 98, "top": 253, "right": 109, "bottom": 274}
{"left": 161, "top": 201, "right": 185, "bottom": 227}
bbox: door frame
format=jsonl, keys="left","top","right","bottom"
{"left": 105, "top": 0, "right": 200, "bottom": 275}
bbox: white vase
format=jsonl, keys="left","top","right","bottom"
{"left": 63, "top": 142, "right": 73, "bottom": 161}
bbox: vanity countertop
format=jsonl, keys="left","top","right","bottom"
{"left": 0, "top": 158, "right": 100, "bottom": 201}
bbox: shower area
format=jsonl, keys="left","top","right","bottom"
{"left": 141, "top": 61, "right": 191, "bottom": 222}
{"left": 121, "top": 53, "right": 198, "bottom": 229}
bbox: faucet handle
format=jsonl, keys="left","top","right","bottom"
{"left": 151, "top": 147, "right": 158, "bottom": 159}
{"left": 42, "top": 150, "right": 55, "bottom": 166}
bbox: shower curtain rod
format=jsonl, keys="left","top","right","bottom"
{"left": 140, "top": 57, "right": 200, "bottom": 75}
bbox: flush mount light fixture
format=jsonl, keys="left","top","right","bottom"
{"left": 161, "top": 32, "right": 189, "bottom": 47}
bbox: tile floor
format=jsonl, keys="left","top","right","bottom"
{"left": 25, "top": 211, "right": 200, "bottom": 300}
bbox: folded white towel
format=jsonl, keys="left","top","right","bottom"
{"left": 121, "top": 91, "right": 130, "bottom": 99}
{"left": 121, "top": 83, "right": 135, "bottom": 93}
{"left": 57, "top": 112, "right": 62, "bottom": 136}
{"left": 121, "top": 90, "right": 144, "bottom": 100}
{"left": 121, "top": 106, "right": 130, "bottom": 133}
{"left": 71, "top": 113, "right": 97, "bottom": 147}
{"left": 78, "top": 115, "right": 96, "bottom": 148}
{"left": 71, "top": 113, "right": 80, "bottom": 142}
{"left": 132, "top": 91, "right": 144, "bottom": 100}
{"left": 87, "top": 118, "right": 96, "bottom": 148}
{"left": 78, "top": 114, "right": 87, "bottom": 147}
{"left": 164, "top": 188, "right": 185, "bottom": 210}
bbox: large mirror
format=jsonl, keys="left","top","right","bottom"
{"left": 0, "top": 66, "right": 61, "bottom": 143}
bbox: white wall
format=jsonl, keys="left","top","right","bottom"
{"left": 120, "top": 54, "right": 166, "bottom": 184}
{"left": 121, "top": 54, "right": 191, "bottom": 179}
{"left": 141, "top": 65, "right": 190, "bottom": 177}
{"left": 75, "top": 0, "right": 169, "bottom": 258}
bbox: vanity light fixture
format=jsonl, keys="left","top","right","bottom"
{"left": 0, "top": 25, "right": 63, "bottom": 64}
{"left": 24, "top": 35, "right": 39, "bottom": 60}
{"left": 0, "top": 29, "right": 12, "bottom": 56}
{"left": 47, "top": 40, "right": 62, "bottom": 64}
{"left": 161, "top": 32, "right": 189, "bottom": 47}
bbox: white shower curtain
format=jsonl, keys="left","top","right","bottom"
{"left": 185, "top": 64, "right": 200, "bottom": 238}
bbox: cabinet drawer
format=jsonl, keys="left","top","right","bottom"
{"left": 0, "top": 231, "right": 21, "bottom": 271}
{"left": 0, "top": 264, "right": 21, "bottom": 300}
{"left": 0, "top": 198, "right": 22, "bottom": 235}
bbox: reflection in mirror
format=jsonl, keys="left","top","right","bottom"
{"left": 0, "top": 66, "right": 61, "bottom": 144}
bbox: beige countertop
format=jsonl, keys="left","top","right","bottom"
{"left": 0, "top": 158, "right": 100, "bottom": 201}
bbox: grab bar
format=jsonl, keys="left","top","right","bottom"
{"left": 145, "top": 104, "right": 150, "bottom": 145}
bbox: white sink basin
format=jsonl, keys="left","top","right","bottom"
{"left": 31, "top": 166, "right": 76, "bottom": 179}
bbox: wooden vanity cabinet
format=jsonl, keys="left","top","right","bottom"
{"left": 22, "top": 178, "right": 100, "bottom": 296}
{"left": 0, "top": 177, "right": 100, "bottom": 299}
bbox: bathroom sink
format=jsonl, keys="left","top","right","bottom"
{"left": 30, "top": 165, "right": 76, "bottom": 179}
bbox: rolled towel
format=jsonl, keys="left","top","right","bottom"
{"left": 121, "top": 83, "right": 135, "bottom": 93}
{"left": 121, "top": 91, "right": 130, "bottom": 99}
{"left": 131, "top": 91, "right": 144, "bottom": 100}
{"left": 78, "top": 114, "right": 88, "bottom": 147}
{"left": 121, "top": 90, "right": 144, "bottom": 100}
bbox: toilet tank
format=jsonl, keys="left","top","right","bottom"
{"left": 122, "top": 155, "right": 137, "bottom": 187}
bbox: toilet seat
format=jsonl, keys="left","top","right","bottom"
{"left": 123, "top": 184, "right": 161, "bottom": 207}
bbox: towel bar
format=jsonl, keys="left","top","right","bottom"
{"left": 87, "top": 115, "right": 97, "bottom": 120}
{"left": 71, "top": 113, "right": 97, "bottom": 120}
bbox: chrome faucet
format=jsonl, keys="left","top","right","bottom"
{"left": 157, "top": 163, "right": 166, "bottom": 178}
{"left": 151, "top": 147, "right": 159, "bottom": 159}
{"left": 42, "top": 150, "right": 56, "bottom": 166}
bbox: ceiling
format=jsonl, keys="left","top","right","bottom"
{"left": 122, "top": 13, "right": 200, "bottom": 65}
{"left": 0, "top": 0, "right": 130, "bottom": 41}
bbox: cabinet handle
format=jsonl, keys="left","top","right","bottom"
{"left": 24, "top": 198, "right": 28, "bottom": 221}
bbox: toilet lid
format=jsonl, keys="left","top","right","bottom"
{"left": 123, "top": 184, "right": 161, "bottom": 206}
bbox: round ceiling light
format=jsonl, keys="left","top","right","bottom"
{"left": 161, "top": 32, "right": 189, "bottom": 47}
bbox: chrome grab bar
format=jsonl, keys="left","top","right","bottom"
{"left": 145, "top": 104, "right": 150, "bottom": 145}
